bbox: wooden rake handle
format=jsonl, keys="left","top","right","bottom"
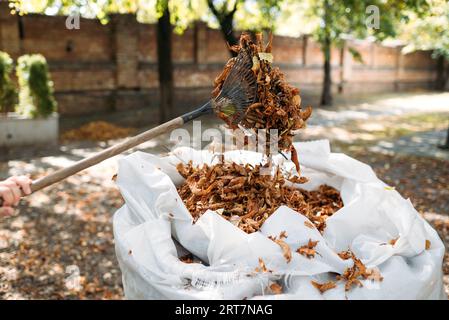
{"left": 0, "top": 117, "right": 184, "bottom": 207}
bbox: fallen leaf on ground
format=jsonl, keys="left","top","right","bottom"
{"left": 61, "top": 121, "right": 135, "bottom": 142}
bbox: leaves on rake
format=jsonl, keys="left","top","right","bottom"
{"left": 212, "top": 33, "right": 312, "bottom": 172}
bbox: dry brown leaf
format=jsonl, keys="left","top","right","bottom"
{"left": 337, "top": 250, "right": 352, "bottom": 260}
{"left": 269, "top": 231, "right": 292, "bottom": 263}
{"left": 269, "top": 283, "right": 283, "bottom": 294}
{"left": 254, "top": 258, "right": 271, "bottom": 273}
{"left": 311, "top": 280, "right": 337, "bottom": 294}
{"left": 275, "top": 239, "right": 292, "bottom": 263}
{"left": 179, "top": 253, "right": 194, "bottom": 264}
{"left": 336, "top": 251, "right": 383, "bottom": 292}
{"left": 425, "top": 239, "right": 431, "bottom": 250}
{"left": 297, "top": 239, "right": 319, "bottom": 259}
{"left": 304, "top": 221, "right": 315, "bottom": 229}
{"left": 389, "top": 237, "right": 399, "bottom": 246}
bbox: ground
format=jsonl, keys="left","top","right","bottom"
{"left": 0, "top": 92, "right": 448, "bottom": 299}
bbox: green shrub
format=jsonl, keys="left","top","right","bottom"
{"left": 16, "top": 54, "right": 57, "bottom": 118}
{"left": 0, "top": 51, "right": 18, "bottom": 114}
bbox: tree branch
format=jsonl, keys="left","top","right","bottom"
{"left": 207, "top": 0, "right": 221, "bottom": 19}
{"left": 230, "top": 0, "right": 239, "bottom": 15}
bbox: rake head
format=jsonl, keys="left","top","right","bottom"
{"left": 212, "top": 47, "right": 258, "bottom": 126}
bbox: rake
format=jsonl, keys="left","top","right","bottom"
{"left": 0, "top": 47, "right": 258, "bottom": 205}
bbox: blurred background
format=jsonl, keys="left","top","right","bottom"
{"left": 0, "top": 0, "right": 448, "bottom": 299}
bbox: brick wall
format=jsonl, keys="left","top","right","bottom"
{"left": 0, "top": 3, "right": 439, "bottom": 123}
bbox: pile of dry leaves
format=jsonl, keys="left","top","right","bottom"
{"left": 61, "top": 121, "right": 135, "bottom": 142}
{"left": 177, "top": 161, "right": 342, "bottom": 233}
{"left": 212, "top": 33, "right": 312, "bottom": 172}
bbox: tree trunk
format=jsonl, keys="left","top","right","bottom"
{"left": 219, "top": 14, "right": 238, "bottom": 57}
{"left": 435, "top": 55, "right": 448, "bottom": 91}
{"left": 157, "top": 3, "right": 174, "bottom": 123}
{"left": 321, "top": 36, "right": 333, "bottom": 106}
{"left": 320, "top": 0, "right": 332, "bottom": 106}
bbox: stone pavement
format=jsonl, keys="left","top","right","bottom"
{"left": 304, "top": 92, "right": 449, "bottom": 160}
{"left": 307, "top": 92, "right": 449, "bottom": 127}
{"left": 369, "top": 129, "right": 449, "bottom": 161}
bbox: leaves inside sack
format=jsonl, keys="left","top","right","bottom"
{"left": 177, "top": 161, "right": 343, "bottom": 234}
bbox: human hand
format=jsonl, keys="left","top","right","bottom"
{"left": 0, "top": 176, "right": 32, "bottom": 216}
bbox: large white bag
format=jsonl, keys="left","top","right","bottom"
{"left": 113, "top": 140, "right": 446, "bottom": 300}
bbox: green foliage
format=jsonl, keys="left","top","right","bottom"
{"left": 16, "top": 54, "right": 57, "bottom": 118}
{"left": 0, "top": 51, "right": 18, "bottom": 114}
{"left": 9, "top": 0, "right": 282, "bottom": 35}
{"left": 348, "top": 47, "right": 363, "bottom": 63}
{"left": 304, "top": 0, "right": 430, "bottom": 49}
{"left": 401, "top": 0, "right": 449, "bottom": 60}
{"left": 235, "top": 0, "right": 283, "bottom": 32}
{"left": 9, "top": 0, "right": 206, "bottom": 34}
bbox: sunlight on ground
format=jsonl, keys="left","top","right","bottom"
{"left": 0, "top": 91, "right": 448, "bottom": 299}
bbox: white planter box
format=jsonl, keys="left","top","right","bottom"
{"left": 0, "top": 113, "right": 59, "bottom": 147}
